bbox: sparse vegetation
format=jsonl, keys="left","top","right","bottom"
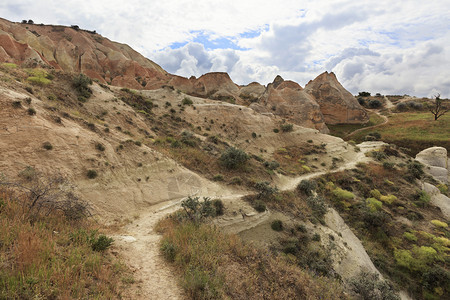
{"left": 219, "top": 147, "right": 249, "bottom": 169}
{"left": 72, "top": 73, "right": 93, "bottom": 101}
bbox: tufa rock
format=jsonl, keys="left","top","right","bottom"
{"left": 304, "top": 71, "right": 369, "bottom": 125}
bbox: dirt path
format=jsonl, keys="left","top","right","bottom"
{"left": 111, "top": 141, "right": 386, "bottom": 299}
{"left": 112, "top": 199, "right": 186, "bottom": 299}
{"left": 345, "top": 111, "right": 388, "bottom": 139}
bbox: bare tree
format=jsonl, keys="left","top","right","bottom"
{"left": 428, "top": 94, "right": 449, "bottom": 120}
{"left": 0, "top": 168, "right": 90, "bottom": 220}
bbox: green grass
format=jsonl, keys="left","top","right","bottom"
{"left": 327, "top": 112, "right": 385, "bottom": 138}
{"left": 346, "top": 112, "right": 450, "bottom": 155}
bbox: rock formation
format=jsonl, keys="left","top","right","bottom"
{"left": 250, "top": 75, "right": 329, "bottom": 133}
{"left": 304, "top": 71, "right": 369, "bottom": 124}
{"left": 0, "top": 18, "right": 169, "bottom": 87}
{"left": 416, "top": 146, "right": 449, "bottom": 184}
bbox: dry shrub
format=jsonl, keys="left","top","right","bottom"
{"left": 159, "top": 217, "right": 347, "bottom": 299}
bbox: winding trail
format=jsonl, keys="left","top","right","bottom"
{"left": 345, "top": 111, "right": 388, "bottom": 139}
{"left": 112, "top": 141, "right": 386, "bottom": 299}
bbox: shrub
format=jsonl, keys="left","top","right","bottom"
{"left": 280, "top": 123, "right": 293, "bottom": 132}
{"left": 382, "top": 162, "right": 395, "bottom": 169}
{"left": 12, "top": 101, "right": 22, "bottom": 108}
{"left": 27, "top": 107, "right": 36, "bottom": 115}
{"left": 307, "top": 196, "right": 327, "bottom": 219}
{"left": 212, "top": 174, "right": 224, "bottom": 181}
{"left": 219, "top": 147, "right": 249, "bottom": 169}
{"left": 366, "top": 198, "right": 382, "bottom": 212}
{"left": 42, "top": 141, "right": 53, "bottom": 150}
{"left": 379, "top": 194, "right": 397, "bottom": 204}
{"left": 263, "top": 160, "right": 280, "bottom": 170}
{"left": 90, "top": 234, "right": 114, "bottom": 252}
{"left": 27, "top": 76, "right": 51, "bottom": 86}
{"left": 415, "top": 190, "right": 430, "bottom": 207}
{"left": 403, "top": 232, "right": 417, "bottom": 242}
{"left": 271, "top": 220, "right": 283, "bottom": 231}
{"left": 332, "top": 188, "right": 355, "bottom": 200}
{"left": 348, "top": 271, "right": 399, "bottom": 300}
{"left": 255, "top": 181, "right": 278, "bottom": 199}
{"left": 396, "top": 102, "right": 407, "bottom": 111}
{"left": 182, "top": 97, "right": 193, "bottom": 105}
{"left": 359, "top": 92, "right": 371, "bottom": 97}
{"left": 86, "top": 170, "right": 98, "bottom": 179}
{"left": 181, "top": 196, "right": 217, "bottom": 222}
{"left": 437, "top": 184, "right": 448, "bottom": 195}
{"left": 273, "top": 128, "right": 279, "bottom": 133}
{"left": 407, "top": 161, "right": 424, "bottom": 179}
{"left": 160, "top": 240, "right": 177, "bottom": 262}
{"left": 95, "top": 143, "right": 105, "bottom": 151}
{"left": 72, "top": 74, "right": 93, "bottom": 100}
{"left": 431, "top": 220, "right": 448, "bottom": 228}
{"left": 252, "top": 200, "right": 266, "bottom": 212}
{"left": 230, "top": 176, "right": 242, "bottom": 185}
{"left": 368, "top": 99, "right": 382, "bottom": 108}
{"left": 297, "top": 179, "right": 317, "bottom": 196}
{"left": 212, "top": 199, "right": 224, "bottom": 216}
{"left": 25, "top": 86, "right": 33, "bottom": 94}
{"left": 370, "top": 189, "right": 382, "bottom": 199}
{"left": 302, "top": 165, "right": 311, "bottom": 172}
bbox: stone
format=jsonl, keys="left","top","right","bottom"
{"left": 304, "top": 71, "right": 369, "bottom": 124}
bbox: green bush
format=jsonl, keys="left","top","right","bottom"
{"left": 297, "top": 180, "right": 317, "bottom": 196}
{"left": 42, "top": 142, "right": 53, "bottom": 150}
{"left": 366, "top": 198, "right": 382, "bottom": 212}
{"left": 280, "top": 123, "right": 293, "bottom": 132}
{"left": 430, "top": 220, "right": 448, "bottom": 228}
{"left": 415, "top": 190, "right": 430, "bottom": 207}
{"left": 212, "top": 199, "right": 224, "bottom": 216}
{"left": 255, "top": 181, "right": 278, "bottom": 199}
{"left": 437, "top": 184, "right": 448, "bottom": 195}
{"left": 332, "top": 188, "right": 355, "bottom": 200}
{"left": 306, "top": 196, "right": 327, "bottom": 219}
{"left": 271, "top": 220, "right": 283, "bottom": 231}
{"left": 252, "top": 200, "right": 266, "bottom": 212}
{"left": 160, "top": 240, "right": 177, "bottom": 262}
{"left": 12, "top": 101, "right": 22, "bottom": 108}
{"left": 90, "top": 234, "right": 113, "bottom": 252}
{"left": 407, "top": 161, "right": 424, "bottom": 179}
{"left": 72, "top": 74, "right": 93, "bottom": 100}
{"left": 27, "top": 76, "right": 51, "bottom": 86}
{"left": 27, "top": 107, "right": 36, "bottom": 115}
{"left": 181, "top": 196, "right": 218, "bottom": 222}
{"left": 263, "top": 160, "right": 280, "bottom": 170}
{"left": 403, "top": 232, "right": 417, "bottom": 242}
{"left": 212, "top": 174, "right": 224, "bottom": 181}
{"left": 182, "top": 97, "right": 193, "bottom": 105}
{"left": 86, "top": 170, "right": 98, "bottom": 179}
{"left": 370, "top": 189, "right": 382, "bottom": 199}
{"left": 95, "top": 143, "right": 105, "bottom": 151}
{"left": 219, "top": 147, "right": 249, "bottom": 169}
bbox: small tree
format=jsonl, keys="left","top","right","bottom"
{"left": 428, "top": 94, "right": 449, "bottom": 120}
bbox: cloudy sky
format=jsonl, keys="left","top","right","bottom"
{"left": 1, "top": 0, "right": 449, "bottom": 97}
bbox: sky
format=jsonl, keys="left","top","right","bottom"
{"left": 1, "top": 0, "right": 450, "bottom": 97}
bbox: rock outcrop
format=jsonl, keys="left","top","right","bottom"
{"left": 0, "top": 18, "right": 169, "bottom": 87}
{"left": 416, "top": 147, "right": 449, "bottom": 184}
{"left": 250, "top": 76, "right": 329, "bottom": 133}
{"left": 304, "top": 71, "right": 369, "bottom": 124}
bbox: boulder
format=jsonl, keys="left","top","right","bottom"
{"left": 416, "top": 147, "right": 449, "bottom": 183}
{"left": 422, "top": 182, "right": 450, "bottom": 219}
{"left": 304, "top": 71, "right": 369, "bottom": 124}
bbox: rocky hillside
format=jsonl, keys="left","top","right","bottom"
{"left": 0, "top": 18, "right": 368, "bottom": 134}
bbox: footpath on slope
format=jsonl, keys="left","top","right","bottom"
{"left": 112, "top": 141, "right": 386, "bottom": 299}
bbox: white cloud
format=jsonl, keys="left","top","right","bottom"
{"left": 1, "top": 0, "right": 449, "bottom": 96}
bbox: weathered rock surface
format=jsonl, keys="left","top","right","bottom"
{"left": 0, "top": 18, "right": 169, "bottom": 87}
{"left": 422, "top": 182, "right": 450, "bottom": 219}
{"left": 250, "top": 75, "right": 329, "bottom": 133}
{"left": 304, "top": 71, "right": 369, "bottom": 124}
{"left": 416, "top": 147, "right": 449, "bottom": 183}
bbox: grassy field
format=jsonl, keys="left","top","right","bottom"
{"left": 0, "top": 188, "right": 131, "bottom": 299}
{"left": 346, "top": 112, "right": 450, "bottom": 155}
{"left": 327, "top": 112, "right": 385, "bottom": 139}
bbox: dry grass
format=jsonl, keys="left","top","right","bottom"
{"left": 157, "top": 216, "right": 347, "bottom": 299}
{"left": 0, "top": 188, "right": 131, "bottom": 299}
